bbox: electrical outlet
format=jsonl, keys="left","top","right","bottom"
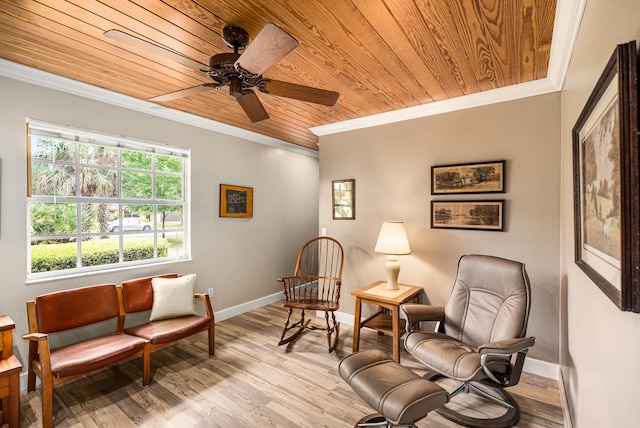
{"left": 321, "top": 227, "right": 327, "bottom": 236}
{"left": 208, "top": 288, "right": 214, "bottom": 298}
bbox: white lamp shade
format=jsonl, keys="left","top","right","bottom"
{"left": 374, "top": 222, "right": 411, "bottom": 255}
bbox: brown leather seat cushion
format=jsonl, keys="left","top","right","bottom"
{"left": 124, "top": 316, "right": 210, "bottom": 345}
{"left": 49, "top": 333, "right": 146, "bottom": 378}
{"left": 339, "top": 349, "right": 449, "bottom": 425}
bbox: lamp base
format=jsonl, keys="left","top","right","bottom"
{"left": 384, "top": 256, "right": 401, "bottom": 290}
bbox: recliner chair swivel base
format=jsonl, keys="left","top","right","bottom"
{"left": 429, "top": 374, "right": 520, "bottom": 428}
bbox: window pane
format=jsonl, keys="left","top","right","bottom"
{"left": 121, "top": 150, "right": 152, "bottom": 170}
{"left": 80, "top": 167, "right": 117, "bottom": 198}
{"left": 31, "top": 138, "right": 76, "bottom": 162}
{"left": 156, "top": 154, "right": 183, "bottom": 173}
{"left": 158, "top": 205, "right": 183, "bottom": 229}
{"left": 123, "top": 236, "right": 167, "bottom": 262}
{"left": 163, "top": 229, "right": 184, "bottom": 258}
{"left": 30, "top": 202, "right": 77, "bottom": 236}
{"left": 156, "top": 175, "right": 182, "bottom": 200}
{"left": 81, "top": 239, "right": 119, "bottom": 267}
{"left": 31, "top": 241, "right": 78, "bottom": 273}
{"left": 108, "top": 211, "right": 153, "bottom": 232}
{"left": 122, "top": 172, "right": 152, "bottom": 199}
{"left": 31, "top": 163, "right": 76, "bottom": 197}
{"left": 79, "top": 144, "right": 117, "bottom": 166}
{"left": 80, "top": 202, "right": 111, "bottom": 234}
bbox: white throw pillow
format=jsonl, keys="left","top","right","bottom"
{"left": 149, "top": 274, "right": 197, "bottom": 321}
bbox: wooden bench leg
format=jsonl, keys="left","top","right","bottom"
{"left": 41, "top": 373, "right": 54, "bottom": 428}
{"left": 1, "top": 397, "right": 7, "bottom": 425}
{"left": 208, "top": 323, "right": 215, "bottom": 357}
{"left": 143, "top": 346, "right": 151, "bottom": 386}
{"left": 8, "top": 372, "right": 19, "bottom": 428}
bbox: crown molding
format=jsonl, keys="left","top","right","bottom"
{"left": 0, "top": 59, "right": 318, "bottom": 159}
{"left": 311, "top": 0, "right": 586, "bottom": 137}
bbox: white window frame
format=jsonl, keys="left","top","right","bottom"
{"left": 26, "top": 119, "right": 191, "bottom": 281}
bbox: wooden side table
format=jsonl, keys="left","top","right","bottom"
{"left": 0, "top": 315, "right": 21, "bottom": 428}
{"left": 352, "top": 281, "right": 422, "bottom": 363}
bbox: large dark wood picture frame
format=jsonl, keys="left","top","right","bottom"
{"left": 572, "top": 41, "right": 639, "bottom": 312}
{"left": 220, "top": 184, "right": 253, "bottom": 218}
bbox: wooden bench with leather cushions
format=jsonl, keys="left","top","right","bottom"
{"left": 24, "top": 274, "right": 214, "bottom": 428}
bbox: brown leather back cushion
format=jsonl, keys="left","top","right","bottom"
{"left": 120, "top": 274, "right": 179, "bottom": 313}
{"left": 36, "top": 284, "right": 119, "bottom": 333}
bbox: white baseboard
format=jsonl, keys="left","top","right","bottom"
{"left": 558, "top": 367, "right": 574, "bottom": 428}
{"left": 214, "top": 289, "right": 286, "bottom": 322}
{"left": 522, "top": 356, "right": 559, "bottom": 380}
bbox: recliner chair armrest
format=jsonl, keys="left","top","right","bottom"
{"left": 478, "top": 336, "right": 535, "bottom": 355}
{"left": 400, "top": 303, "right": 445, "bottom": 327}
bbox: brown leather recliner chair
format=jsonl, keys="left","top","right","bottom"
{"left": 400, "top": 254, "right": 535, "bottom": 428}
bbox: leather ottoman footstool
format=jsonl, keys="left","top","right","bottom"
{"left": 339, "top": 349, "right": 449, "bottom": 427}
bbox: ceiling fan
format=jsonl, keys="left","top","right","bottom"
{"left": 104, "top": 23, "right": 340, "bottom": 122}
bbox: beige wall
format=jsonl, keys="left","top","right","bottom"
{"left": 0, "top": 76, "right": 319, "bottom": 366}
{"left": 319, "top": 92, "right": 561, "bottom": 363}
{"left": 560, "top": 0, "right": 640, "bottom": 426}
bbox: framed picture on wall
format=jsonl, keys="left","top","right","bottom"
{"left": 431, "top": 160, "right": 505, "bottom": 194}
{"left": 332, "top": 179, "right": 355, "bottom": 220}
{"left": 431, "top": 200, "right": 504, "bottom": 231}
{"left": 220, "top": 184, "right": 253, "bottom": 218}
{"left": 572, "top": 41, "right": 639, "bottom": 312}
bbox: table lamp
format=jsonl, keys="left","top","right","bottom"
{"left": 374, "top": 221, "right": 411, "bottom": 290}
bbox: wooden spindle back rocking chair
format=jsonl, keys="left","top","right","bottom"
{"left": 277, "top": 236, "right": 344, "bottom": 352}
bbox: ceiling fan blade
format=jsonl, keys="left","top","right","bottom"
{"left": 234, "top": 23, "right": 298, "bottom": 76}
{"left": 104, "top": 29, "right": 209, "bottom": 71}
{"left": 149, "top": 84, "right": 220, "bottom": 102}
{"left": 258, "top": 79, "right": 339, "bottom": 106}
{"left": 233, "top": 90, "right": 269, "bottom": 122}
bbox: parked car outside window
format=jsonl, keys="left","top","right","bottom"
{"left": 108, "top": 218, "right": 152, "bottom": 232}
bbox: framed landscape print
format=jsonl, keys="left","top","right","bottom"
{"left": 572, "top": 41, "right": 639, "bottom": 312}
{"left": 220, "top": 184, "right": 253, "bottom": 218}
{"left": 431, "top": 160, "right": 505, "bottom": 194}
{"left": 431, "top": 200, "right": 504, "bottom": 231}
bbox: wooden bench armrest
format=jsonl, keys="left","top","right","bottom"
{"left": 195, "top": 293, "right": 214, "bottom": 319}
{"left": 23, "top": 332, "right": 48, "bottom": 342}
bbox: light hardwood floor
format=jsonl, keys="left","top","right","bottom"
{"left": 16, "top": 303, "right": 564, "bottom": 427}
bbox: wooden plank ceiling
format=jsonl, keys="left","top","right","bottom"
{"left": 0, "top": 0, "right": 556, "bottom": 151}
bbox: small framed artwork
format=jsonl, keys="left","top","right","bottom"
{"left": 431, "top": 200, "right": 504, "bottom": 231}
{"left": 572, "top": 41, "right": 639, "bottom": 312}
{"left": 332, "top": 179, "right": 355, "bottom": 220}
{"left": 220, "top": 184, "right": 253, "bottom": 218}
{"left": 431, "top": 160, "right": 505, "bottom": 194}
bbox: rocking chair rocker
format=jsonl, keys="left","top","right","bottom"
{"left": 277, "top": 236, "right": 344, "bottom": 352}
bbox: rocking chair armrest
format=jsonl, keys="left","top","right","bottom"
{"left": 277, "top": 275, "right": 302, "bottom": 286}
{"left": 400, "top": 303, "right": 445, "bottom": 328}
{"left": 478, "top": 336, "right": 535, "bottom": 355}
